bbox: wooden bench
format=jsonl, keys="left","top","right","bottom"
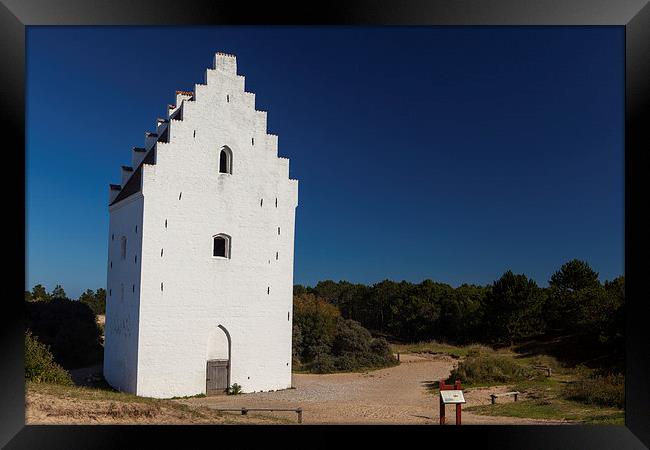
{"left": 213, "top": 407, "right": 303, "bottom": 423}
{"left": 490, "top": 391, "right": 519, "bottom": 404}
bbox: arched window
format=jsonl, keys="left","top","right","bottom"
{"left": 219, "top": 146, "right": 233, "bottom": 174}
{"left": 213, "top": 234, "right": 231, "bottom": 258}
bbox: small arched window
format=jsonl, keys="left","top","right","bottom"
{"left": 213, "top": 233, "right": 231, "bottom": 258}
{"left": 219, "top": 146, "right": 233, "bottom": 174}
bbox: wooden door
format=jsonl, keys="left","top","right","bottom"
{"left": 206, "top": 359, "right": 229, "bottom": 395}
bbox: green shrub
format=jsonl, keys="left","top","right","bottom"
{"left": 333, "top": 353, "right": 360, "bottom": 371}
{"left": 309, "top": 353, "right": 336, "bottom": 373}
{"left": 331, "top": 318, "right": 372, "bottom": 355}
{"left": 25, "top": 330, "right": 73, "bottom": 385}
{"left": 292, "top": 324, "right": 303, "bottom": 366}
{"left": 448, "top": 354, "right": 534, "bottom": 385}
{"left": 309, "top": 319, "right": 397, "bottom": 373}
{"left": 227, "top": 383, "right": 242, "bottom": 395}
{"left": 293, "top": 296, "right": 397, "bottom": 373}
{"left": 25, "top": 298, "right": 103, "bottom": 368}
{"left": 293, "top": 294, "right": 340, "bottom": 360}
{"left": 370, "top": 337, "right": 393, "bottom": 359}
{"left": 563, "top": 372, "right": 624, "bottom": 408}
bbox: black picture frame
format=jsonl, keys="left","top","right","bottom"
{"left": 2, "top": 1, "right": 648, "bottom": 448}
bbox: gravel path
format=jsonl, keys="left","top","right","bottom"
{"left": 179, "top": 354, "right": 568, "bottom": 425}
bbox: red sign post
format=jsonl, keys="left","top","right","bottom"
{"left": 439, "top": 378, "right": 463, "bottom": 425}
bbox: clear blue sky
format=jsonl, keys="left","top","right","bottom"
{"left": 26, "top": 26, "right": 624, "bottom": 299}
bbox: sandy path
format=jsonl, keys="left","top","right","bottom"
{"left": 180, "top": 354, "right": 567, "bottom": 425}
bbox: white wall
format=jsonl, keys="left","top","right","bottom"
{"left": 104, "top": 193, "right": 144, "bottom": 394}
{"left": 105, "top": 53, "right": 298, "bottom": 398}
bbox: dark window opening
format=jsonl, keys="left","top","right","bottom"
{"left": 132, "top": 284, "right": 135, "bottom": 293}
{"left": 276, "top": 252, "right": 279, "bottom": 260}
{"left": 275, "top": 198, "right": 278, "bottom": 208}
{"left": 165, "top": 219, "right": 168, "bottom": 228}
{"left": 214, "top": 237, "right": 226, "bottom": 257}
{"left": 267, "top": 287, "right": 270, "bottom": 295}
{"left": 278, "top": 227, "right": 281, "bottom": 235}
{"left": 134, "top": 255, "right": 137, "bottom": 263}
{"left": 252, "top": 137, "right": 255, "bottom": 146}
{"left": 193, "top": 130, "right": 196, "bottom": 138}
{"left": 219, "top": 147, "right": 232, "bottom": 174}
{"left": 213, "top": 234, "right": 231, "bottom": 258}
{"left": 111, "top": 234, "right": 114, "bottom": 241}
{"left": 226, "top": 94, "right": 230, "bottom": 102}
{"left": 161, "top": 248, "right": 164, "bottom": 257}
{"left": 179, "top": 192, "right": 182, "bottom": 200}
{"left": 135, "top": 225, "right": 138, "bottom": 233}
{"left": 220, "top": 151, "right": 228, "bottom": 172}
{"left": 161, "top": 282, "right": 164, "bottom": 292}
{"left": 260, "top": 198, "right": 263, "bottom": 207}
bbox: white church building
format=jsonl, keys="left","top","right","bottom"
{"left": 103, "top": 52, "right": 299, "bottom": 398}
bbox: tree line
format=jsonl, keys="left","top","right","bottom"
{"left": 294, "top": 259, "right": 624, "bottom": 353}
{"left": 24, "top": 258, "right": 623, "bottom": 371}
{"left": 25, "top": 284, "right": 106, "bottom": 316}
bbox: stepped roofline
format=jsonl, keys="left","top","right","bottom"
{"left": 110, "top": 148, "right": 155, "bottom": 206}
{"left": 110, "top": 51, "right": 294, "bottom": 207}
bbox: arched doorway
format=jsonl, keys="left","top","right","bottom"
{"left": 206, "top": 324, "right": 231, "bottom": 395}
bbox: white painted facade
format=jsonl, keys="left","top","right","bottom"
{"left": 104, "top": 53, "right": 299, "bottom": 398}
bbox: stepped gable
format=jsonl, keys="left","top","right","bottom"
{"left": 109, "top": 52, "right": 285, "bottom": 207}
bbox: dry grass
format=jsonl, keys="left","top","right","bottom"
{"left": 391, "top": 341, "right": 493, "bottom": 359}
{"left": 26, "top": 381, "right": 285, "bottom": 425}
